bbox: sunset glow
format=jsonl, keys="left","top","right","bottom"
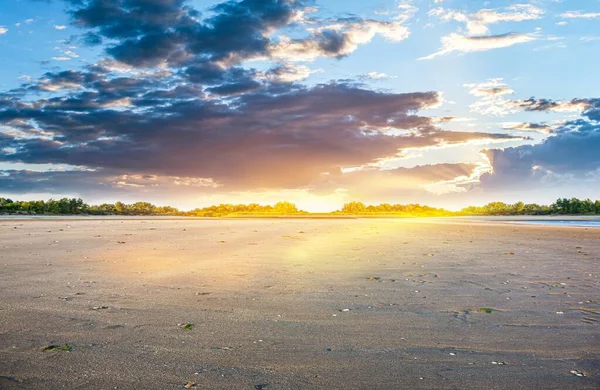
{"left": 2, "top": 3, "right": 600, "bottom": 387}
{"left": 0, "top": 0, "right": 599, "bottom": 208}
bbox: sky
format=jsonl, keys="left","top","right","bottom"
{"left": 0, "top": 0, "right": 599, "bottom": 211}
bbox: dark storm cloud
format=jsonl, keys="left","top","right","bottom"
{"left": 65, "top": 0, "right": 309, "bottom": 66}
{"left": 183, "top": 61, "right": 231, "bottom": 84}
{"left": 206, "top": 79, "right": 262, "bottom": 96}
{"left": 0, "top": 81, "right": 521, "bottom": 190}
{"left": 581, "top": 99, "right": 600, "bottom": 121}
{"left": 480, "top": 119, "right": 600, "bottom": 189}
{"left": 26, "top": 70, "right": 91, "bottom": 91}
{"left": 183, "top": 63, "right": 261, "bottom": 94}
{"left": 183, "top": 0, "right": 305, "bottom": 62}
{"left": 64, "top": 0, "right": 410, "bottom": 68}
{"left": 480, "top": 97, "right": 600, "bottom": 190}
{"left": 2, "top": 0, "right": 529, "bottom": 196}
{"left": 68, "top": 0, "right": 197, "bottom": 39}
{"left": 316, "top": 29, "right": 349, "bottom": 56}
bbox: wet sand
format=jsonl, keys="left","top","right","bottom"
{"left": 0, "top": 218, "right": 598, "bottom": 389}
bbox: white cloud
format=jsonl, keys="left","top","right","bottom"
{"left": 465, "top": 79, "right": 520, "bottom": 116}
{"left": 428, "top": 8, "right": 468, "bottom": 24}
{"left": 54, "top": 25, "right": 67, "bottom": 30}
{"left": 288, "top": 5, "right": 319, "bottom": 25}
{"left": 270, "top": 19, "right": 410, "bottom": 62}
{"left": 0, "top": 27, "right": 7, "bottom": 34}
{"left": 51, "top": 56, "right": 71, "bottom": 61}
{"left": 533, "top": 41, "right": 566, "bottom": 51}
{"left": 464, "top": 78, "right": 514, "bottom": 97}
{"left": 361, "top": 72, "right": 392, "bottom": 80}
{"left": 268, "top": 6, "right": 415, "bottom": 63}
{"left": 560, "top": 11, "right": 600, "bottom": 19}
{"left": 420, "top": 32, "right": 538, "bottom": 60}
{"left": 430, "top": 4, "right": 544, "bottom": 35}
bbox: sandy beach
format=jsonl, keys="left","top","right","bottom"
{"left": 0, "top": 218, "right": 598, "bottom": 389}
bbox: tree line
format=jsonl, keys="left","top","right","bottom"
{"left": 0, "top": 198, "right": 300, "bottom": 216}
{"left": 459, "top": 198, "right": 600, "bottom": 216}
{"left": 1, "top": 197, "right": 599, "bottom": 216}
{"left": 339, "top": 198, "right": 600, "bottom": 216}
{"left": 336, "top": 201, "right": 452, "bottom": 216}
{"left": 184, "top": 202, "right": 300, "bottom": 217}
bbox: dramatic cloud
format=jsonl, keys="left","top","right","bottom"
{"left": 63, "top": 0, "right": 413, "bottom": 68}
{"left": 482, "top": 124, "right": 600, "bottom": 188}
{"left": 2, "top": 0, "right": 594, "bottom": 204}
{"left": 420, "top": 32, "right": 537, "bottom": 60}
{"left": 0, "top": 75, "right": 522, "bottom": 191}
{"left": 64, "top": 0, "right": 305, "bottom": 67}
{"left": 480, "top": 100, "right": 600, "bottom": 190}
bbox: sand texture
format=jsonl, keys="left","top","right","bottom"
{"left": 0, "top": 218, "right": 599, "bottom": 389}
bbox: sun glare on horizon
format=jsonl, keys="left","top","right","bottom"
{"left": 1, "top": 1, "right": 599, "bottom": 388}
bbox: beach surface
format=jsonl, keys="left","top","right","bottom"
{"left": 0, "top": 218, "right": 599, "bottom": 389}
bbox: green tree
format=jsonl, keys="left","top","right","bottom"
{"left": 273, "top": 201, "right": 298, "bottom": 214}
{"left": 341, "top": 201, "right": 366, "bottom": 214}
{"left": 114, "top": 201, "right": 127, "bottom": 215}
{"left": 131, "top": 202, "right": 154, "bottom": 215}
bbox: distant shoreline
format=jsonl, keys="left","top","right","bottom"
{"left": 2, "top": 214, "right": 599, "bottom": 227}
